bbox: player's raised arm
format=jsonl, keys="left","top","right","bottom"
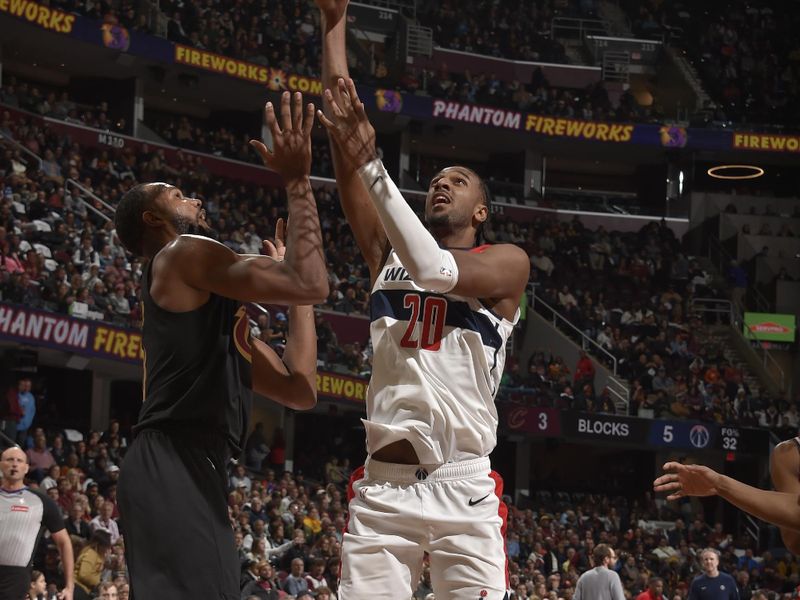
{"left": 251, "top": 219, "right": 318, "bottom": 410}
{"left": 316, "top": 0, "right": 388, "bottom": 281}
{"left": 319, "top": 78, "right": 529, "bottom": 317}
{"left": 168, "top": 92, "right": 328, "bottom": 305}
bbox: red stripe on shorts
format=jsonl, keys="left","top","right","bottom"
{"left": 489, "top": 470, "right": 509, "bottom": 589}
{"left": 341, "top": 465, "right": 366, "bottom": 580}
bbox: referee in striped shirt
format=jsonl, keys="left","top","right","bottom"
{"left": 1, "top": 445, "right": 74, "bottom": 600}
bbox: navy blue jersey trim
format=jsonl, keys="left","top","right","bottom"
{"left": 370, "top": 289, "right": 503, "bottom": 350}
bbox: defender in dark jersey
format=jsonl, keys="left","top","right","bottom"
{"left": 115, "top": 92, "right": 328, "bottom": 600}
{"left": 0, "top": 446, "right": 74, "bottom": 600}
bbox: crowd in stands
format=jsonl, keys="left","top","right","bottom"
{"left": 415, "top": 0, "right": 579, "bottom": 63}
{"left": 0, "top": 77, "right": 128, "bottom": 135}
{"left": 145, "top": 110, "right": 335, "bottom": 178}
{"left": 1, "top": 100, "right": 794, "bottom": 432}
{"left": 38, "top": 0, "right": 664, "bottom": 127}
{"left": 3, "top": 410, "right": 799, "bottom": 600}
{"left": 408, "top": 66, "right": 660, "bottom": 123}
{"left": 0, "top": 104, "right": 365, "bottom": 329}
{"left": 626, "top": 0, "right": 800, "bottom": 129}
{"left": 26, "top": 0, "right": 800, "bottom": 129}
{"left": 487, "top": 214, "right": 794, "bottom": 429}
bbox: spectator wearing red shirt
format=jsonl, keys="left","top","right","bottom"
{"left": 574, "top": 350, "right": 596, "bottom": 385}
{"left": 636, "top": 577, "right": 667, "bottom": 600}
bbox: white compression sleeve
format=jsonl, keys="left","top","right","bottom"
{"left": 357, "top": 158, "right": 459, "bottom": 293}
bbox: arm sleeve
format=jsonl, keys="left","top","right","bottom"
{"left": 357, "top": 158, "right": 459, "bottom": 293}
{"left": 36, "top": 489, "right": 65, "bottom": 534}
{"left": 265, "top": 540, "right": 293, "bottom": 558}
{"left": 611, "top": 572, "right": 626, "bottom": 600}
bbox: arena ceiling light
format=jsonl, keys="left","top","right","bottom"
{"left": 707, "top": 164, "right": 765, "bottom": 180}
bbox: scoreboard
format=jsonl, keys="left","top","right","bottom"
{"left": 499, "top": 405, "right": 770, "bottom": 456}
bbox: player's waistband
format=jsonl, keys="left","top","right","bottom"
{"left": 365, "top": 456, "right": 490, "bottom": 483}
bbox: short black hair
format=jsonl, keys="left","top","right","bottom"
{"left": 474, "top": 171, "right": 492, "bottom": 246}
{"left": 115, "top": 183, "right": 167, "bottom": 256}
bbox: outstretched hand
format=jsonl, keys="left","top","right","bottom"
{"left": 653, "top": 462, "right": 721, "bottom": 501}
{"left": 263, "top": 218, "right": 287, "bottom": 262}
{"left": 250, "top": 92, "right": 315, "bottom": 182}
{"left": 317, "top": 78, "right": 377, "bottom": 169}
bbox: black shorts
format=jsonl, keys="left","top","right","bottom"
{"left": 118, "top": 428, "right": 238, "bottom": 600}
{"left": 0, "top": 566, "right": 29, "bottom": 600}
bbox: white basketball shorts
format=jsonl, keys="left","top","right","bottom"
{"left": 339, "top": 456, "right": 509, "bottom": 600}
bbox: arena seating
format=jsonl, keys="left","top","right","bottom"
{"left": 4, "top": 418, "right": 795, "bottom": 600}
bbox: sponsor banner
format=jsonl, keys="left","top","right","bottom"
{"left": 0, "top": 303, "right": 143, "bottom": 364}
{"left": 430, "top": 99, "right": 663, "bottom": 145}
{"left": 524, "top": 114, "right": 634, "bottom": 143}
{"left": 648, "top": 420, "right": 717, "bottom": 450}
{"left": 0, "top": 0, "right": 76, "bottom": 34}
{"left": 561, "top": 411, "right": 649, "bottom": 444}
{"left": 499, "top": 405, "right": 561, "bottom": 436}
{"left": 315, "top": 372, "right": 367, "bottom": 404}
{"left": 174, "top": 45, "right": 323, "bottom": 95}
{"left": 733, "top": 132, "right": 800, "bottom": 153}
{"left": 6, "top": 1, "right": 800, "bottom": 155}
{"left": 0, "top": 0, "right": 171, "bottom": 61}
{"left": 744, "top": 312, "right": 796, "bottom": 343}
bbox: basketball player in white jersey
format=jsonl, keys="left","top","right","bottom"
{"left": 315, "top": 2, "right": 529, "bottom": 598}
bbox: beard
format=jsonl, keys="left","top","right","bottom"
{"left": 173, "top": 214, "right": 217, "bottom": 240}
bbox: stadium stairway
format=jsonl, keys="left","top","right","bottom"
{"left": 693, "top": 322, "right": 784, "bottom": 400}
{"left": 520, "top": 294, "right": 631, "bottom": 413}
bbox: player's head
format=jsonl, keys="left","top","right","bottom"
{"left": 425, "top": 166, "right": 491, "bottom": 245}
{"left": 0, "top": 445, "right": 29, "bottom": 484}
{"left": 115, "top": 182, "right": 212, "bottom": 257}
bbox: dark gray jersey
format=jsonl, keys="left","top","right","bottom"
{"left": 0, "top": 487, "right": 64, "bottom": 567}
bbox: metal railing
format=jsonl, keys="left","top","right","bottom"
{"left": 689, "top": 297, "right": 785, "bottom": 393}
{"left": 530, "top": 289, "right": 630, "bottom": 411}
{"left": 551, "top": 17, "right": 610, "bottom": 43}
{"left": 65, "top": 179, "right": 114, "bottom": 223}
{"left": 530, "top": 290, "right": 618, "bottom": 376}
{"left": 743, "top": 513, "right": 761, "bottom": 547}
{"left": 0, "top": 132, "right": 44, "bottom": 170}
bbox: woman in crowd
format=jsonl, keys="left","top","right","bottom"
{"left": 73, "top": 530, "right": 112, "bottom": 600}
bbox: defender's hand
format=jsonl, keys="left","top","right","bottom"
{"left": 263, "top": 218, "right": 287, "bottom": 262}
{"left": 250, "top": 92, "right": 315, "bottom": 182}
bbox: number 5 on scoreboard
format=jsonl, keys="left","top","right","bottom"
{"left": 400, "top": 293, "right": 447, "bottom": 351}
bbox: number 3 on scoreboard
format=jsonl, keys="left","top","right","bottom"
{"left": 400, "top": 293, "right": 447, "bottom": 351}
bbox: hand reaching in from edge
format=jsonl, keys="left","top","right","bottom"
{"left": 653, "top": 462, "right": 722, "bottom": 501}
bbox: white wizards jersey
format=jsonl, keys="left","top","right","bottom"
{"left": 365, "top": 246, "right": 518, "bottom": 464}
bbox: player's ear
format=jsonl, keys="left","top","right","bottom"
{"left": 473, "top": 202, "right": 488, "bottom": 225}
{"left": 142, "top": 210, "right": 166, "bottom": 228}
